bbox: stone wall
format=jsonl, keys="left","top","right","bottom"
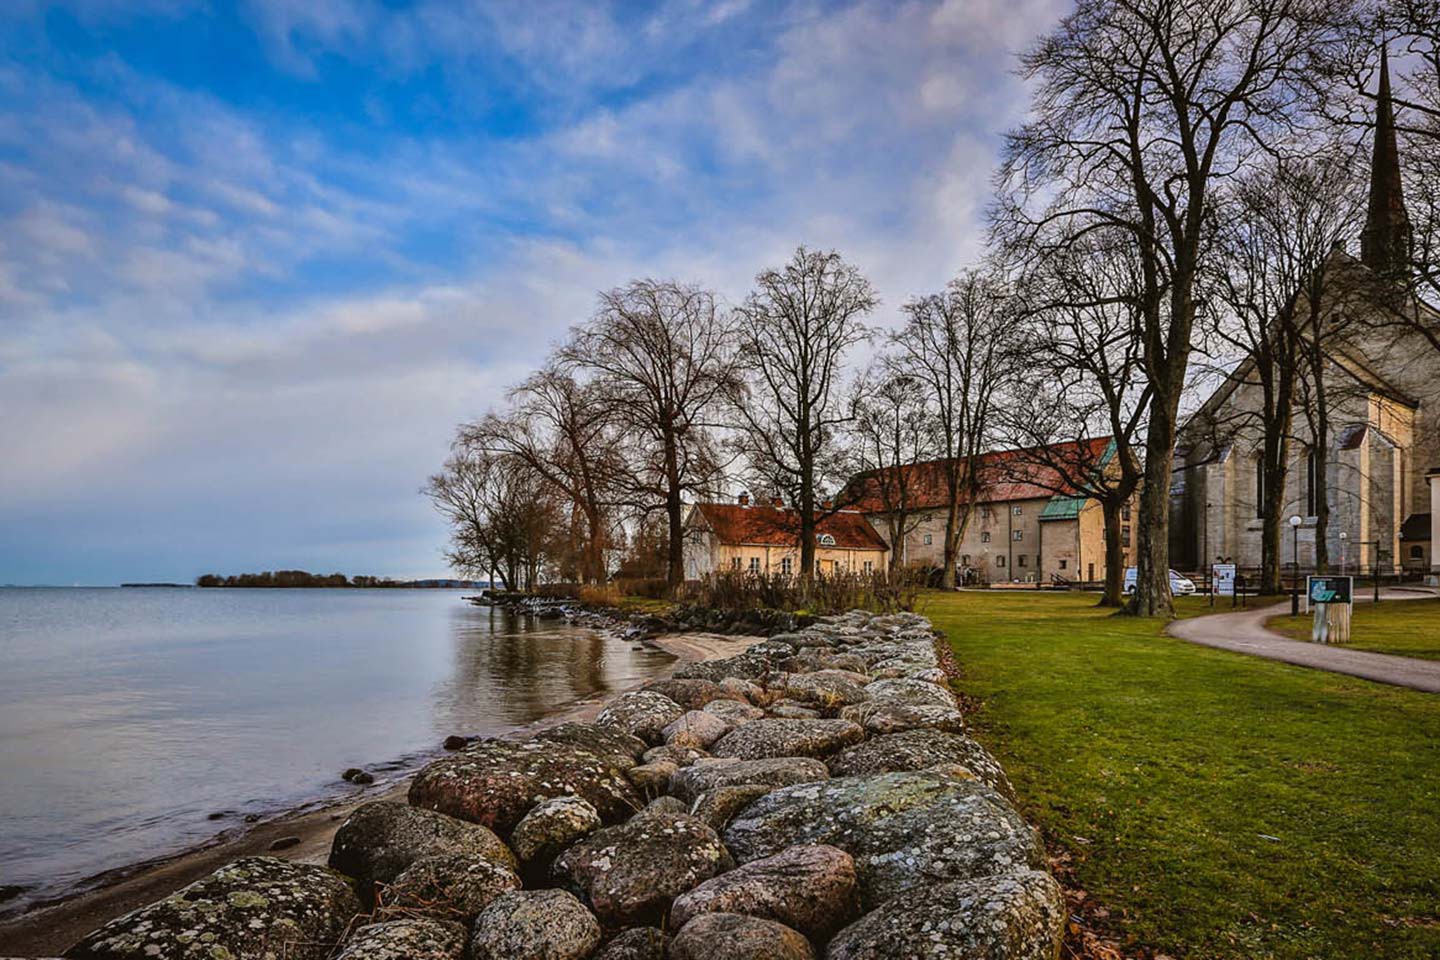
{"left": 61, "top": 611, "right": 1065, "bottom": 960}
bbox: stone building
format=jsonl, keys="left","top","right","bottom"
{"left": 681, "top": 497, "right": 890, "bottom": 580}
{"left": 1170, "top": 51, "right": 1440, "bottom": 577}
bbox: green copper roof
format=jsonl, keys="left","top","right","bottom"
{"left": 1039, "top": 494, "right": 1085, "bottom": 521}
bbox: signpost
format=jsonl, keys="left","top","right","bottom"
{"left": 1212, "top": 563, "right": 1237, "bottom": 597}
{"left": 1307, "top": 575, "right": 1353, "bottom": 644}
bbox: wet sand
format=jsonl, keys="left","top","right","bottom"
{"left": 0, "top": 631, "right": 756, "bottom": 956}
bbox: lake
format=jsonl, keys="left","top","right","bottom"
{"left": 0, "top": 587, "right": 673, "bottom": 916}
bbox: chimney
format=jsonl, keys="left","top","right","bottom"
{"left": 771, "top": 496, "right": 784, "bottom": 510}
{"left": 738, "top": 492, "right": 750, "bottom": 507}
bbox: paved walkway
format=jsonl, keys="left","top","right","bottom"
{"left": 1166, "top": 589, "right": 1440, "bottom": 693}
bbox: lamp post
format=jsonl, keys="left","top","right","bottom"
{"left": 1289, "top": 515, "right": 1303, "bottom": 616}
{"left": 1338, "top": 532, "right": 1347, "bottom": 575}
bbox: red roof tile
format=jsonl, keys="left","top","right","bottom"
{"left": 691, "top": 503, "right": 889, "bottom": 551}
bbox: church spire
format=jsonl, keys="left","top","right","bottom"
{"left": 1360, "top": 43, "right": 1413, "bottom": 277}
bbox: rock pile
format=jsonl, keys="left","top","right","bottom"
{"left": 61, "top": 610, "right": 1064, "bottom": 960}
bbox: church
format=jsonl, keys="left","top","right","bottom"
{"left": 1170, "top": 51, "right": 1440, "bottom": 580}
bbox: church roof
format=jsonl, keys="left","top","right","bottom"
{"left": 1400, "top": 513, "right": 1432, "bottom": 542}
{"left": 1361, "top": 44, "right": 1413, "bottom": 277}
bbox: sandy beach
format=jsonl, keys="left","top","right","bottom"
{"left": 0, "top": 631, "right": 756, "bottom": 955}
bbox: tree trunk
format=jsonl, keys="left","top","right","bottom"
{"left": 940, "top": 464, "right": 960, "bottom": 589}
{"left": 1130, "top": 394, "right": 1178, "bottom": 617}
{"left": 1258, "top": 431, "right": 1290, "bottom": 595}
{"left": 666, "top": 490, "right": 685, "bottom": 592}
{"left": 1099, "top": 499, "right": 1125, "bottom": 607}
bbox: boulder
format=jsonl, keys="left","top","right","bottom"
{"left": 772, "top": 674, "right": 869, "bottom": 710}
{"left": 378, "top": 853, "right": 521, "bottom": 924}
{"left": 626, "top": 760, "right": 679, "bottom": 795}
{"left": 328, "top": 802, "right": 515, "bottom": 905}
{"left": 531, "top": 722, "right": 648, "bottom": 771}
{"left": 336, "top": 918, "right": 467, "bottom": 960}
{"left": 670, "top": 844, "right": 859, "bottom": 942}
{"left": 670, "top": 757, "right": 829, "bottom": 804}
{"left": 777, "top": 651, "right": 868, "bottom": 675}
{"left": 766, "top": 702, "right": 820, "bottom": 720}
{"left": 642, "top": 744, "right": 710, "bottom": 767}
{"left": 663, "top": 711, "right": 734, "bottom": 750}
{"left": 719, "top": 677, "right": 767, "bottom": 704}
{"left": 825, "top": 869, "right": 1065, "bottom": 960}
{"left": 826, "top": 729, "right": 1014, "bottom": 800}
{"left": 550, "top": 811, "right": 733, "bottom": 926}
{"left": 673, "top": 654, "right": 771, "bottom": 683}
{"left": 640, "top": 678, "right": 744, "bottom": 712}
{"left": 745, "top": 639, "right": 798, "bottom": 659}
{"left": 723, "top": 771, "right": 1046, "bottom": 909}
{"left": 408, "top": 738, "right": 641, "bottom": 834}
{"left": 689, "top": 782, "right": 776, "bottom": 831}
{"left": 596, "top": 691, "right": 686, "bottom": 745}
{"left": 667, "top": 913, "right": 815, "bottom": 960}
{"left": 593, "top": 927, "right": 667, "bottom": 960}
{"left": 642, "top": 795, "right": 689, "bottom": 816}
{"left": 838, "top": 703, "right": 966, "bottom": 737}
{"left": 861, "top": 678, "right": 957, "bottom": 710}
{"left": 711, "top": 719, "right": 864, "bottom": 761}
{"left": 66, "top": 857, "right": 359, "bottom": 960}
{"left": 509, "top": 795, "right": 603, "bottom": 865}
{"left": 703, "top": 699, "right": 766, "bottom": 726}
{"left": 468, "top": 889, "right": 601, "bottom": 960}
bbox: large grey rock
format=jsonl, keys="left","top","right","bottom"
{"left": 378, "top": 853, "right": 521, "bottom": 924}
{"left": 408, "top": 738, "right": 641, "bottom": 834}
{"left": 468, "top": 889, "right": 601, "bottom": 960}
{"left": 550, "top": 811, "right": 732, "bottom": 926}
{"left": 825, "top": 729, "right": 1014, "bottom": 800}
{"left": 662, "top": 710, "right": 734, "bottom": 750}
{"left": 673, "top": 654, "right": 771, "bottom": 683}
{"left": 711, "top": 719, "right": 864, "bottom": 760}
{"left": 724, "top": 771, "right": 1045, "bottom": 909}
{"left": 825, "top": 870, "right": 1065, "bottom": 960}
{"left": 336, "top": 918, "right": 467, "bottom": 960}
{"left": 670, "top": 844, "right": 858, "bottom": 941}
{"left": 667, "top": 913, "right": 815, "bottom": 960}
{"left": 640, "top": 678, "right": 744, "bottom": 712}
{"left": 777, "top": 651, "right": 869, "bottom": 675}
{"left": 329, "top": 802, "right": 516, "bottom": 904}
{"left": 669, "top": 757, "right": 829, "bottom": 804}
{"left": 861, "top": 678, "right": 957, "bottom": 710}
{"left": 596, "top": 691, "right": 686, "bottom": 745}
{"left": 689, "top": 783, "right": 776, "bottom": 831}
{"left": 766, "top": 702, "right": 820, "bottom": 720}
{"left": 626, "top": 759, "right": 679, "bottom": 796}
{"left": 66, "top": 857, "right": 359, "bottom": 960}
{"left": 531, "top": 722, "right": 648, "bottom": 771}
{"left": 593, "top": 927, "right": 666, "bottom": 960}
{"left": 838, "top": 702, "right": 966, "bottom": 736}
{"left": 509, "top": 795, "right": 602, "bottom": 864}
{"left": 772, "top": 673, "right": 870, "bottom": 710}
{"left": 642, "top": 743, "right": 710, "bottom": 767}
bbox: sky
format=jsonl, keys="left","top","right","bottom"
{"left": 0, "top": 0, "right": 1068, "bottom": 585}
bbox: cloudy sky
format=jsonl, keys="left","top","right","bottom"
{"left": 1, "top": 0, "right": 1065, "bottom": 585}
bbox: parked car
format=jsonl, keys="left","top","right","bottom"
{"left": 1122, "top": 567, "right": 1197, "bottom": 596}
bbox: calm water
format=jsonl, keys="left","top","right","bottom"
{"left": 0, "top": 588, "right": 673, "bottom": 914}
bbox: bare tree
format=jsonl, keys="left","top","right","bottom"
{"left": 561, "top": 280, "right": 735, "bottom": 592}
{"left": 425, "top": 449, "right": 559, "bottom": 590}
{"left": 729, "top": 246, "right": 876, "bottom": 586}
{"left": 890, "top": 269, "right": 1010, "bottom": 589}
{"left": 998, "top": 0, "right": 1341, "bottom": 616}
{"left": 846, "top": 366, "right": 935, "bottom": 574}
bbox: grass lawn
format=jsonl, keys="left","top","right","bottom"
{"left": 922, "top": 589, "right": 1440, "bottom": 960}
{"left": 1265, "top": 597, "right": 1440, "bottom": 660}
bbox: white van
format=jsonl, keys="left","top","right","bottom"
{"left": 1122, "top": 567, "right": 1197, "bottom": 596}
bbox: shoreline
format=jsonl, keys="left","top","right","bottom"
{"left": 0, "top": 630, "right": 757, "bottom": 956}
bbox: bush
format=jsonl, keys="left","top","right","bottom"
{"left": 613, "top": 577, "right": 669, "bottom": 600}
{"left": 678, "top": 568, "right": 924, "bottom": 616}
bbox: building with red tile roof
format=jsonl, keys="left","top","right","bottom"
{"left": 682, "top": 495, "right": 889, "bottom": 580}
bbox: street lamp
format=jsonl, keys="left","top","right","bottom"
{"left": 1289, "top": 515, "right": 1303, "bottom": 616}
{"left": 1339, "top": 531, "right": 1347, "bottom": 575}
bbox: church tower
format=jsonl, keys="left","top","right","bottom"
{"left": 1360, "top": 45, "right": 1413, "bottom": 277}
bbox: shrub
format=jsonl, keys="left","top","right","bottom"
{"left": 678, "top": 568, "right": 924, "bottom": 616}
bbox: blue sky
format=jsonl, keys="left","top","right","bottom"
{"left": 0, "top": 0, "right": 1066, "bottom": 584}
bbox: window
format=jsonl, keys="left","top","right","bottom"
{"left": 922, "top": 533, "right": 933, "bottom": 545}
{"left": 1121, "top": 504, "right": 1131, "bottom": 521}
{"left": 961, "top": 555, "right": 970, "bottom": 565}
{"left": 1017, "top": 554, "right": 1027, "bottom": 567}
{"left": 1013, "top": 530, "right": 1023, "bottom": 541}
{"left": 748, "top": 557, "right": 760, "bottom": 574}
{"left": 780, "top": 557, "right": 792, "bottom": 576}
{"left": 731, "top": 557, "right": 741, "bottom": 570}
{"left": 1305, "top": 448, "right": 1321, "bottom": 517}
{"left": 1410, "top": 546, "right": 1424, "bottom": 561}
{"left": 981, "top": 532, "right": 991, "bottom": 543}
{"left": 1059, "top": 559, "right": 1068, "bottom": 570}
{"left": 863, "top": 560, "right": 874, "bottom": 573}
{"left": 1012, "top": 505, "right": 1023, "bottom": 516}
{"left": 1121, "top": 524, "right": 1131, "bottom": 547}
{"left": 1255, "top": 456, "right": 1267, "bottom": 518}
{"left": 995, "top": 556, "right": 1006, "bottom": 567}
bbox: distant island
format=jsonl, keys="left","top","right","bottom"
{"left": 195, "top": 570, "right": 488, "bottom": 588}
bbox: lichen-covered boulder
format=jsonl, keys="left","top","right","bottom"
{"left": 825, "top": 729, "right": 1014, "bottom": 800}
{"left": 66, "top": 857, "right": 359, "bottom": 960}
{"left": 704, "top": 699, "right": 766, "bottom": 726}
{"left": 746, "top": 639, "right": 798, "bottom": 659}
{"left": 642, "top": 743, "right": 711, "bottom": 767}
{"left": 626, "top": 759, "right": 679, "bottom": 795}
{"left": 643, "top": 795, "right": 689, "bottom": 816}
{"left": 861, "top": 678, "right": 957, "bottom": 710}
{"left": 673, "top": 654, "right": 771, "bottom": 683}
{"left": 723, "top": 771, "right": 1045, "bottom": 909}
{"left": 640, "top": 678, "right": 744, "bottom": 712}
{"left": 377, "top": 853, "right": 521, "bottom": 924}
{"left": 719, "top": 677, "right": 767, "bottom": 704}
{"left": 777, "top": 651, "right": 869, "bottom": 675}
{"left": 669, "top": 757, "right": 829, "bottom": 804}
{"left": 766, "top": 701, "right": 820, "bottom": 719}
{"left": 710, "top": 719, "right": 864, "bottom": 760}
{"left": 689, "top": 782, "right": 776, "bottom": 831}
{"left": 329, "top": 802, "right": 516, "bottom": 904}
{"left": 509, "top": 795, "right": 602, "bottom": 865}
{"left": 771, "top": 673, "right": 870, "bottom": 710}
{"left": 838, "top": 702, "right": 966, "bottom": 736}
{"left": 550, "top": 811, "right": 733, "bottom": 926}
{"left": 335, "top": 918, "right": 467, "bottom": 960}
{"left": 670, "top": 844, "right": 859, "bottom": 942}
{"left": 825, "top": 870, "right": 1065, "bottom": 960}
{"left": 593, "top": 927, "right": 667, "bottom": 960}
{"left": 468, "top": 889, "right": 601, "bottom": 960}
{"left": 667, "top": 913, "right": 815, "bottom": 960}
{"left": 408, "top": 738, "right": 641, "bottom": 834}
{"left": 663, "top": 710, "right": 734, "bottom": 750}
{"left": 531, "top": 722, "right": 648, "bottom": 771}
{"left": 596, "top": 691, "right": 686, "bottom": 745}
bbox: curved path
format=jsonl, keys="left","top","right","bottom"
{"left": 1166, "top": 590, "right": 1440, "bottom": 693}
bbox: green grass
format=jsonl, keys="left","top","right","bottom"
{"left": 924, "top": 590, "right": 1440, "bottom": 959}
{"left": 1265, "top": 597, "right": 1440, "bottom": 660}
